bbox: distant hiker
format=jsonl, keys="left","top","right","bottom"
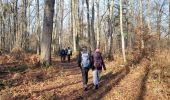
{"left": 77, "top": 46, "right": 91, "bottom": 91}
{"left": 59, "top": 48, "right": 66, "bottom": 62}
{"left": 67, "top": 47, "right": 72, "bottom": 62}
{"left": 91, "top": 49, "right": 106, "bottom": 89}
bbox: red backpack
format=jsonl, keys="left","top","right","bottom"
{"left": 93, "top": 52, "right": 102, "bottom": 68}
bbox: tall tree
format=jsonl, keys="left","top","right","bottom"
{"left": 91, "top": 0, "right": 96, "bottom": 51}
{"left": 41, "top": 0, "right": 55, "bottom": 65}
{"left": 120, "top": 0, "right": 126, "bottom": 62}
{"left": 169, "top": 0, "right": 170, "bottom": 35}
{"left": 140, "top": 0, "right": 144, "bottom": 49}
{"left": 147, "top": 0, "right": 151, "bottom": 33}
{"left": 0, "top": 0, "right": 6, "bottom": 50}
{"left": 20, "top": 0, "right": 28, "bottom": 50}
{"left": 71, "top": 0, "right": 77, "bottom": 52}
{"left": 156, "top": 0, "right": 165, "bottom": 40}
{"left": 59, "top": 0, "right": 64, "bottom": 47}
{"left": 13, "top": 0, "right": 18, "bottom": 48}
{"left": 107, "top": 0, "right": 114, "bottom": 60}
{"left": 168, "top": 0, "right": 170, "bottom": 45}
{"left": 53, "top": 0, "right": 60, "bottom": 53}
{"left": 35, "top": 0, "right": 41, "bottom": 54}
{"left": 85, "top": 0, "right": 91, "bottom": 48}
{"left": 96, "top": 0, "right": 100, "bottom": 48}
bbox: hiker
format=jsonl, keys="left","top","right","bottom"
{"left": 67, "top": 47, "right": 72, "bottom": 62}
{"left": 77, "top": 46, "right": 91, "bottom": 91}
{"left": 91, "top": 49, "right": 106, "bottom": 89}
{"left": 59, "top": 48, "right": 66, "bottom": 62}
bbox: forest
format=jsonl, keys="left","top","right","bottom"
{"left": 0, "top": 0, "right": 169, "bottom": 99}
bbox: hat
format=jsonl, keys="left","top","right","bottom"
{"left": 95, "top": 49, "right": 100, "bottom": 52}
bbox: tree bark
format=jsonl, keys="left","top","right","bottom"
{"left": 91, "top": 0, "right": 96, "bottom": 51}
{"left": 41, "top": 0, "right": 55, "bottom": 65}
{"left": 96, "top": 0, "right": 100, "bottom": 48}
{"left": 169, "top": 0, "right": 170, "bottom": 46}
{"left": 120, "top": 0, "right": 126, "bottom": 63}
{"left": 85, "top": 0, "right": 91, "bottom": 48}
{"left": 139, "top": 0, "right": 144, "bottom": 49}
{"left": 71, "top": 0, "right": 77, "bottom": 52}
{"left": 147, "top": 0, "right": 151, "bottom": 33}
{"left": 35, "top": 0, "right": 41, "bottom": 55}
{"left": 108, "top": 0, "right": 114, "bottom": 60}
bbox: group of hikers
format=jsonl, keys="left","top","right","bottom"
{"left": 59, "top": 46, "right": 106, "bottom": 91}
{"left": 59, "top": 47, "right": 72, "bottom": 62}
{"left": 77, "top": 46, "right": 106, "bottom": 91}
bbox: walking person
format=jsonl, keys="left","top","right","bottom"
{"left": 91, "top": 49, "right": 106, "bottom": 89}
{"left": 59, "top": 48, "right": 66, "bottom": 62}
{"left": 67, "top": 47, "right": 72, "bottom": 62}
{"left": 77, "top": 46, "right": 91, "bottom": 91}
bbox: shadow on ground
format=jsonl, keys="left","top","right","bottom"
{"left": 59, "top": 67, "right": 130, "bottom": 100}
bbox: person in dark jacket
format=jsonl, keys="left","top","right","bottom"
{"left": 60, "top": 48, "right": 66, "bottom": 62}
{"left": 91, "top": 49, "right": 106, "bottom": 89}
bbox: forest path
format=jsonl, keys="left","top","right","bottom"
{"left": 2, "top": 57, "right": 167, "bottom": 100}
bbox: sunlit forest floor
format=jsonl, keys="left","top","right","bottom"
{"left": 0, "top": 50, "right": 169, "bottom": 100}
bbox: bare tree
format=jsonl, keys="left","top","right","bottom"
{"left": 35, "top": 0, "right": 41, "bottom": 54}
{"left": 169, "top": 0, "right": 170, "bottom": 35}
{"left": 108, "top": 0, "right": 114, "bottom": 60}
{"left": 13, "top": 0, "right": 18, "bottom": 49}
{"left": 120, "top": 0, "right": 126, "bottom": 62}
{"left": 41, "top": 0, "right": 55, "bottom": 65}
{"left": 91, "top": 0, "right": 96, "bottom": 51}
{"left": 85, "top": 0, "right": 91, "bottom": 48}
{"left": 71, "top": 0, "right": 77, "bottom": 52}
{"left": 96, "top": 0, "right": 100, "bottom": 48}
{"left": 147, "top": 0, "right": 151, "bottom": 33}
{"left": 139, "top": 0, "right": 144, "bottom": 49}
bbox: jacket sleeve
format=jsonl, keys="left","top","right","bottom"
{"left": 77, "top": 53, "right": 81, "bottom": 67}
{"left": 101, "top": 55, "right": 106, "bottom": 70}
{"left": 90, "top": 54, "right": 94, "bottom": 69}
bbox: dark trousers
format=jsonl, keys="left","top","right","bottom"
{"left": 67, "top": 55, "right": 71, "bottom": 62}
{"left": 61, "top": 56, "right": 66, "bottom": 62}
{"left": 81, "top": 67, "right": 89, "bottom": 85}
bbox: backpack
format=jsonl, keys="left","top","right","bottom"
{"left": 93, "top": 52, "right": 102, "bottom": 68}
{"left": 61, "top": 49, "right": 65, "bottom": 55}
{"left": 67, "top": 49, "right": 72, "bottom": 55}
{"left": 81, "top": 52, "right": 90, "bottom": 68}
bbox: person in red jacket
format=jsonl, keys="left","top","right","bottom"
{"left": 91, "top": 49, "right": 106, "bottom": 89}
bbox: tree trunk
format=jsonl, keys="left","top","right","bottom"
{"left": 147, "top": 0, "right": 151, "bottom": 33}
{"left": 53, "top": 0, "right": 60, "bottom": 54}
{"left": 35, "top": 0, "right": 41, "bottom": 55}
{"left": 96, "top": 0, "right": 100, "bottom": 48}
{"left": 108, "top": 0, "right": 114, "bottom": 60}
{"left": 1, "top": 1, "right": 6, "bottom": 51}
{"left": 120, "top": 0, "right": 126, "bottom": 63}
{"left": 168, "top": 1, "right": 170, "bottom": 48}
{"left": 41, "top": 0, "right": 55, "bottom": 66}
{"left": 140, "top": 0, "right": 144, "bottom": 49}
{"left": 59, "top": 0, "right": 64, "bottom": 47}
{"left": 85, "top": 0, "right": 91, "bottom": 48}
{"left": 91, "top": 0, "right": 96, "bottom": 51}
{"left": 21, "top": 0, "right": 28, "bottom": 50}
{"left": 72, "top": 0, "right": 77, "bottom": 52}
{"left": 13, "top": 0, "right": 18, "bottom": 50}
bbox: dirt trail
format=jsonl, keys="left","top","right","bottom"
{"left": 103, "top": 59, "right": 150, "bottom": 100}
{"left": 0, "top": 59, "right": 126, "bottom": 100}
{"left": 2, "top": 58, "right": 168, "bottom": 100}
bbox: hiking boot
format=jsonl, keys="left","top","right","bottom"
{"left": 95, "top": 85, "right": 98, "bottom": 89}
{"left": 84, "top": 87, "right": 88, "bottom": 91}
{"left": 84, "top": 84, "right": 88, "bottom": 91}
